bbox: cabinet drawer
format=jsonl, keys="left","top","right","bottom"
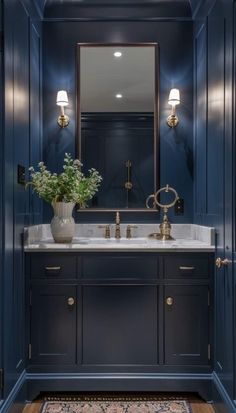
{"left": 163, "top": 255, "right": 209, "bottom": 278}
{"left": 82, "top": 254, "right": 158, "bottom": 279}
{"left": 30, "top": 253, "right": 77, "bottom": 279}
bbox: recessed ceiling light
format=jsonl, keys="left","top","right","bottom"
{"left": 115, "top": 93, "right": 123, "bottom": 99}
{"left": 114, "top": 51, "right": 122, "bottom": 58}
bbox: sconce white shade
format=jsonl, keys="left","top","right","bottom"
{"left": 56, "top": 90, "right": 69, "bottom": 107}
{"left": 168, "top": 88, "right": 180, "bottom": 106}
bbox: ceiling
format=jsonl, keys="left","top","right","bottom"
{"left": 34, "top": 0, "right": 197, "bottom": 18}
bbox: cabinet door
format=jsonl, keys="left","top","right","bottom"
{"left": 30, "top": 285, "right": 76, "bottom": 364}
{"left": 164, "top": 285, "right": 209, "bottom": 366}
{"left": 82, "top": 285, "right": 158, "bottom": 365}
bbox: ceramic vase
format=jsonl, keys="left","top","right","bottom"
{"left": 51, "top": 202, "right": 75, "bottom": 243}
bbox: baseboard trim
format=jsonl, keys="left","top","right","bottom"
{"left": 212, "top": 372, "right": 236, "bottom": 413}
{"left": 25, "top": 372, "right": 213, "bottom": 401}
{"left": 2, "top": 370, "right": 235, "bottom": 413}
{"left": 0, "top": 370, "right": 26, "bottom": 413}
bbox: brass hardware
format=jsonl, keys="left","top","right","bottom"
{"left": 179, "top": 266, "right": 195, "bottom": 271}
{"left": 126, "top": 225, "right": 138, "bottom": 239}
{"left": 115, "top": 211, "right": 121, "bottom": 239}
{"left": 167, "top": 113, "right": 179, "bottom": 128}
{"left": 125, "top": 160, "right": 133, "bottom": 190}
{"left": 58, "top": 114, "right": 69, "bottom": 128}
{"left": 215, "top": 257, "right": 231, "bottom": 269}
{"left": 146, "top": 194, "right": 156, "bottom": 209}
{"left": 147, "top": 185, "right": 179, "bottom": 240}
{"left": 154, "top": 185, "right": 179, "bottom": 210}
{"left": 28, "top": 344, "right": 32, "bottom": 360}
{"left": 67, "top": 297, "right": 75, "bottom": 306}
{"left": 166, "top": 297, "right": 174, "bottom": 306}
{"left": 45, "top": 266, "right": 61, "bottom": 271}
{"left": 208, "top": 344, "right": 211, "bottom": 360}
{"left": 0, "top": 368, "right": 3, "bottom": 390}
{"left": 98, "top": 225, "right": 111, "bottom": 239}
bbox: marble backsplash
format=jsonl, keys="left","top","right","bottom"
{"left": 24, "top": 223, "right": 215, "bottom": 246}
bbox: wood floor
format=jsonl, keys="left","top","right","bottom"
{"left": 23, "top": 394, "right": 215, "bottom": 413}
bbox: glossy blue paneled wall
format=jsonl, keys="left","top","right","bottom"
{"left": 42, "top": 19, "right": 193, "bottom": 223}
{"left": 0, "top": 0, "right": 3, "bottom": 403}
{"left": 193, "top": 0, "right": 235, "bottom": 411}
{"left": 1, "top": 0, "right": 42, "bottom": 408}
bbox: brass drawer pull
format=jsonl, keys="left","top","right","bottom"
{"left": 45, "top": 266, "right": 61, "bottom": 271}
{"left": 179, "top": 266, "right": 195, "bottom": 271}
{"left": 166, "top": 297, "right": 174, "bottom": 306}
{"left": 67, "top": 297, "right": 75, "bottom": 306}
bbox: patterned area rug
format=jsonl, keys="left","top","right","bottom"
{"left": 42, "top": 400, "right": 191, "bottom": 413}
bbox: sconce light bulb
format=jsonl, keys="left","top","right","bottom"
{"left": 116, "top": 93, "right": 123, "bottom": 99}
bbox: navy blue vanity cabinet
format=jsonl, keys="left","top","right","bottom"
{"left": 81, "top": 253, "right": 159, "bottom": 365}
{"left": 162, "top": 253, "right": 212, "bottom": 367}
{"left": 164, "top": 285, "right": 209, "bottom": 365}
{"left": 25, "top": 251, "right": 214, "bottom": 396}
{"left": 27, "top": 253, "right": 78, "bottom": 365}
{"left": 82, "top": 284, "right": 158, "bottom": 365}
{"left": 30, "top": 284, "right": 77, "bottom": 365}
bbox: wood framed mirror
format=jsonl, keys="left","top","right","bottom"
{"left": 76, "top": 43, "right": 160, "bottom": 212}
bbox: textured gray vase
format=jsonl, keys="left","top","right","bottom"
{"left": 51, "top": 202, "right": 75, "bottom": 243}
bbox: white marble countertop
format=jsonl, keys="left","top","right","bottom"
{"left": 24, "top": 224, "right": 215, "bottom": 252}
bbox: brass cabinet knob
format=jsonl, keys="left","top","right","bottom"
{"left": 98, "top": 225, "right": 111, "bottom": 239}
{"left": 215, "top": 257, "right": 231, "bottom": 269}
{"left": 166, "top": 297, "right": 174, "bottom": 306}
{"left": 67, "top": 297, "right": 75, "bottom": 306}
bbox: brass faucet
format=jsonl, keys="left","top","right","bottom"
{"left": 115, "top": 212, "right": 121, "bottom": 239}
{"left": 98, "top": 225, "right": 111, "bottom": 239}
{"left": 126, "top": 225, "right": 138, "bottom": 239}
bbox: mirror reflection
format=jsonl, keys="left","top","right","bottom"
{"left": 78, "top": 44, "right": 158, "bottom": 210}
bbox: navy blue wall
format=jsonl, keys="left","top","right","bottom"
{"left": 193, "top": 0, "right": 235, "bottom": 410}
{"left": 1, "top": 0, "right": 42, "bottom": 406}
{"left": 0, "top": 0, "right": 3, "bottom": 403}
{"left": 42, "top": 19, "right": 193, "bottom": 223}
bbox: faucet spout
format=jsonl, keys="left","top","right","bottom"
{"left": 115, "top": 212, "right": 121, "bottom": 239}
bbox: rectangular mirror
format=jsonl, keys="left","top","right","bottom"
{"left": 77, "top": 43, "right": 159, "bottom": 211}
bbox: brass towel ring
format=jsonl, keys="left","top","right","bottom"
{"left": 146, "top": 184, "right": 179, "bottom": 241}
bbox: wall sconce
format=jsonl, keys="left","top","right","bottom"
{"left": 56, "top": 90, "right": 69, "bottom": 128}
{"left": 167, "top": 88, "right": 180, "bottom": 128}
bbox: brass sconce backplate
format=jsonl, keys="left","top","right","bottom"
{"left": 58, "top": 114, "right": 69, "bottom": 128}
{"left": 167, "top": 114, "right": 179, "bottom": 128}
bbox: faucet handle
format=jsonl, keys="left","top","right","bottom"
{"left": 115, "top": 211, "right": 120, "bottom": 224}
{"left": 126, "top": 225, "right": 138, "bottom": 239}
{"left": 98, "top": 225, "right": 111, "bottom": 239}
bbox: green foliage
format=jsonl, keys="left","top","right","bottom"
{"left": 26, "top": 153, "right": 102, "bottom": 208}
